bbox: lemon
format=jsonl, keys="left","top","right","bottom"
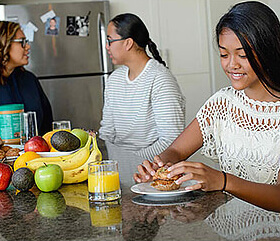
{"left": 13, "top": 151, "right": 41, "bottom": 171}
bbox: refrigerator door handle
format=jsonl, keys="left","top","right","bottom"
{"left": 98, "top": 12, "right": 109, "bottom": 74}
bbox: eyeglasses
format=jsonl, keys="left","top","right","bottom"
{"left": 106, "top": 37, "right": 126, "bottom": 46}
{"left": 11, "top": 38, "right": 29, "bottom": 48}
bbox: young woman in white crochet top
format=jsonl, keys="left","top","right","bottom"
{"left": 134, "top": 1, "right": 280, "bottom": 212}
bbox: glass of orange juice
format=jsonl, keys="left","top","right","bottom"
{"left": 88, "top": 160, "right": 121, "bottom": 201}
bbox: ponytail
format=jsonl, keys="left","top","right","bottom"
{"left": 147, "top": 39, "right": 166, "bottom": 67}
{"left": 110, "top": 14, "right": 167, "bottom": 67}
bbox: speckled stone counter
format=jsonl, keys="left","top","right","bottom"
{"left": 1, "top": 141, "right": 280, "bottom": 241}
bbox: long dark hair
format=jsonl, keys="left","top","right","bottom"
{"left": 216, "top": 1, "right": 280, "bottom": 98}
{"left": 110, "top": 13, "right": 166, "bottom": 67}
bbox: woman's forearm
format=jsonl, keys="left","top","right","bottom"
{"left": 159, "top": 118, "right": 203, "bottom": 164}
{"left": 226, "top": 173, "right": 280, "bottom": 212}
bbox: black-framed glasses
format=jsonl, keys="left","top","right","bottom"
{"left": 106, "top": 37, "right": 126, "bottom": 46}
{"left": 11, "top": 38, "right": 29, "bottom": 48}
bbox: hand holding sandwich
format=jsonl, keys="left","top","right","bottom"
{"left": 167, "top": 161, "right": 225, "bottom": 192}
{"left": 133, "top": 155, "right": 166, "bottom": 183}
{"left": 134, "top": 155, "right": 225, "bottom": 192}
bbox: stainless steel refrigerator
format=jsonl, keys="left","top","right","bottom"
{"left": 2, "top": 1, "right": 113, "bottom": 131}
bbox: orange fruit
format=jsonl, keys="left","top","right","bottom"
{"left": 42, "top": 130, "right": 59, "bottom": 149}
{"left": 13, "top": 151, "right": 41, "bottom": 171}
{"left": 50, "top": 147, "right": 58, "bottom": 152}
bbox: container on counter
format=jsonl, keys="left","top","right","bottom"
{"left": 0, "top": 104, "right": 24, "bottom": 144}
{"left": 88, "top": 160, "right": 121, "bottom": 202}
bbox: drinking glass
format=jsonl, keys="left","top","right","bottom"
{"left": 88, "top": 160, "right": 121, "bottom": 202}
{"left": 52, "top": 120, "right": 71, "bottom": 130}
{"left": 20, "top": 111, "right": 38, "bottom": 145}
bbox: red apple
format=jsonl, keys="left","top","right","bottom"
{"left": 0, "top": 163, "right": 13, "bottom": 191}
{"left": 24, "top": 136, "right": 50, "bottom": 152}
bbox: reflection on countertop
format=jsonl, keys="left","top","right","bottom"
{"left": 0, "top": 139, "right": 279, "bottom": 241}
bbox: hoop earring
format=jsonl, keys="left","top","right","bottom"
{"left": 2, "top": 55, "right": 8, "bottom": 66}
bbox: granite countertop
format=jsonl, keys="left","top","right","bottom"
{"left": 1, "top": 140, "right": 280, "bottom": 241}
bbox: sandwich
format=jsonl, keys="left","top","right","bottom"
{"left": 151, "top": 167, "right": 182, "bottom": 191}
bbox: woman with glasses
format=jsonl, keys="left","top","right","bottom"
{"left": 134, "top": 1, "right": 280, "bottom": 212}
{"left": 99, "top": 13, "right": 185, "bottom": 162}
{"left": 0, "top": 21, "right": 53, "bottom": 135}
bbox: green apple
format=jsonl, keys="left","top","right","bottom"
{"left": 37, "top": 191, "right": 66, "bottom": 218}
{"left": 35, "top": 164, "right": 63, "bottom": 192}
{"left": 71, "top": 129, "right": 89, "bottom": 148}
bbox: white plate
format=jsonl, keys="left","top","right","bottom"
{"left": 19, "top": 150, "right": 76, "bottom": 158}
{"left": 37, "top": 151, "right": 76, "bottom": 157}
{"left": 6, "top": 145, "right": 24, "bottom": 149}
{"left": 2, "top": 156, "right": 18, "bottom": 163}
{"left": 130, "top": 180, "right": 198, "bottom": 197}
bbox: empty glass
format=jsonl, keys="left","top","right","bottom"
{"left": 52, "top": 120, "right": 71, "bottom": 130}
{"left": 20, "top": 111, "right": 38, "bottom": 145}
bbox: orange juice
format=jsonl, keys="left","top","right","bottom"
{"left": 88, "top": 171, "right": 120, "bottom": 193}
{"left": 88, "top": 160, "right": 121, "bottom": 201}
{"left": 90, "top": 201, "right": 121, "bottom": 227}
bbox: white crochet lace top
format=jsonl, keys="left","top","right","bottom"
{"left": 196, "top": 86, "right": 280, "bottom": 184}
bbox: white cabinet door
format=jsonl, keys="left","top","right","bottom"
{"left": 157, "top": 0, "right": 209, "bottom": 75}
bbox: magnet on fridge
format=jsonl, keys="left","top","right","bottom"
{"left": 66, "top": 11, "right": 90, "bottom": 37}
{"left": 40, "top": 10, "right": 56, "bottom": 23}
{"left": 45, "top": 16, "right": 60, "bottom": 36}
{"left": 22, "top": 22, "right": 38, "bottom": 42}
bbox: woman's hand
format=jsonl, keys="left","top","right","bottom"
{"left": 133, "top": 155, "right": 165, "bottom": 183}
{"left": 168, "top": 161, "right": 224, "bottom": 192}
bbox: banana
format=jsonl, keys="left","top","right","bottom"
{"left": 59, "top": 183, "right": 90, "bottom": 212}
{"left": 63, "top": 196, "right": 90, "bottom": 213}
{"left": 59, "top": 183, "right": 88, "bottom": 199}
{"left": 26, "top": 135, "right": 92, "bottom": 171}
{"left": 63, "top": 135, "right": 102, "bottom": 184}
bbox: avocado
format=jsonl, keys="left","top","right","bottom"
{"left": 14, "top": 191, "right": 37, "bottom": 214}
{"left": 51, "top": 130, "right": 81, "bottom": 152}
{"left": 12, "top": 168, "right": 35, "bottom": 192}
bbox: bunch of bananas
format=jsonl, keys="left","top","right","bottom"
{"left": 63, "top": 135, "right": 102, "bottom": 184}
{"left": 26, "top": 134, "right": 102, "bottom": 184}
